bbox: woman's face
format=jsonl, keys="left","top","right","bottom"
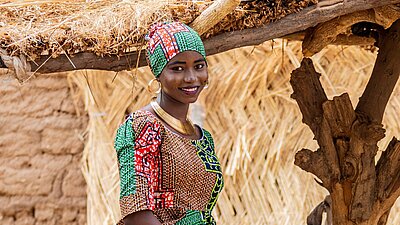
{"left": 158, "top": 51, "right": 208, "bottom": 104}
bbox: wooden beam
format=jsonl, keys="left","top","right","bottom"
{"left": 33, "top": 51, "right": 145, "bottom": 74}
{"left": 285, "top": 32, "right": 376, "bottom": 49}
{"left": 1, "top": 0, "right": 399, "bottom": 74}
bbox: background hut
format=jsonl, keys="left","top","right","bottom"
{"left": 1, "top": 0, "right": 400, "bottom": 225}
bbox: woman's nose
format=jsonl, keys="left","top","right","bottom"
{"left": 184, "top": 69, "right": 197, "bottom": 83}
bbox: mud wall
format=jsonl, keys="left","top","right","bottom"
{"left": 0, "top": 72, "right": 88, "bottom": 225}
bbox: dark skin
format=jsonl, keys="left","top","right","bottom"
{"left": 123, "top": 51, "right": 208, "bottom": 225}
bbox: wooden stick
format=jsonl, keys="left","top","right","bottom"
{"left": 290, "top": 58, "right": 328, "bottom": 136}
{"left": 190, "top": 0, "right": 240, "bottom": 36}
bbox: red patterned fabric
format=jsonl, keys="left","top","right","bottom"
{"left": 134, "top": 119, "right": 174, "bottom": 210}
{"left": 147, "top": 22, "right": 190, "bottom": 60}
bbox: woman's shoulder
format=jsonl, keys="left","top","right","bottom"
{"left": 134, "top": 110, "right": 169, "bottom": 140}
{"left": 130, "top": 109, "right": 163, "bottom": 128}
{"left": 115, "top": 110, "right": 163, "bottom": 139}
{"left": 114, "top": 110, "right": 164, "bottom": 152}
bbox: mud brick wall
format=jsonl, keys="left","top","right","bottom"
{"left": 0, "top": 72, "right": 88, "bottom": 225}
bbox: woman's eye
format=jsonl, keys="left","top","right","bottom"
{"left": 171, "top": 66, "right": 184, "bottom": 71}
{"left": 195, "top": 64, "right": 205, "bottom": 69}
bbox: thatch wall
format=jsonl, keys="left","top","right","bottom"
{"left": 0, "top": 72, "right": 88, "bottom": 224}
{"left": 68, "top": 40, "right": 400, "bottom": 224}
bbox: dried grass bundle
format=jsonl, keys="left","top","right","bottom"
{"left": 1, "top": 0, "right": 317, "bottom": 60}
{"left": 1, "top": 0, "right": 175, "bottom": 59}
{"left": 69, "top": 40, "right": 400, "bottom": 224}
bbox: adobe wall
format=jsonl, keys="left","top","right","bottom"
{"left": 0, "top": 72, "right": 88, "bottom": 225}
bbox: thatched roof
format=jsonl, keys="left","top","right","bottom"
{"left": 1, "top": 0, "right": 317, "bottom": 58}
{"left": 1, "top": 0, "right": 399, "bottom": 78}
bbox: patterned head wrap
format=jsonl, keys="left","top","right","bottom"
{"left": 145, "top": 21, "right": 206, "bottom": 77}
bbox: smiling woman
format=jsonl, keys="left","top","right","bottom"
{"left": 158, "top": 51, "right": 208, "bottom": 113}
{"left": 114, "top": 22, "right": 224, "bottom": 225}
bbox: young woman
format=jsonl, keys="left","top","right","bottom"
{"left": 114, "top": 22, "right": 224, "bottom": 225}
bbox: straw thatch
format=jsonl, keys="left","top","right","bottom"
{"left": 0, "top": 0, "right": 317, "bottom": 59}
{"left": 3, "top": 0, "right": 400, "bottom": 75}
{"left": 68, "top": 40, "right": 400, "bottom": 225}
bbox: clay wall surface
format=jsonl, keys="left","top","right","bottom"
{"left": 0, "top": 72, "right": 88, "bottom": 225}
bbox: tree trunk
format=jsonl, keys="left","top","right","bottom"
{"left": 291, "top": 19, "right": 400, "bottom": 225}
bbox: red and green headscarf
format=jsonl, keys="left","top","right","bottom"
{"left": 146, "top": 22, "right": 206, "bottom": 77}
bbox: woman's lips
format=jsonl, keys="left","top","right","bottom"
{"left": 179, "top": 86, "right": 199, "bottom": 95}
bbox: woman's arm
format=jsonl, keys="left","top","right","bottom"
{"left": 123, "top": 210, "right": 162, "bottom": 225}
{"left": 115, "top": 115, "right": 163, "bottom": 225}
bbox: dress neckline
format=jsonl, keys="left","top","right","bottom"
{"left": 135, "top": 110, "right": 205, "bottom": 141}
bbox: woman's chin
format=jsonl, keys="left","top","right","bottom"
{"left": 185, "top": 97, "right": 199, "bottom": 104}
{"left": 163, "top": 91, "right": 201, "bottom": 105}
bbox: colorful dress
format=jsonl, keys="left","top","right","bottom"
{"left": 114, "top": 110, "right": 224, "bottom": 225}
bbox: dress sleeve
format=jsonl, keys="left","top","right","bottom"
{"left": 114, "top": 113, "right": 163, "bottom": 221}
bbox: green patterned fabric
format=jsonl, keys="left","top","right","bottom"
{"left": 146, "top": 21, "right": 206, "bottom": 77}
{"left": 192, "top": 130, "right": 221, "bottom": 174}
{"left": 192, "top": 129, "right": 224, "bottom": 223}
{"left": 175, "top": 210, "right": 204, "bottom": 225}
{"left": 114, "top": 115, "right": 136, "bottom": 198}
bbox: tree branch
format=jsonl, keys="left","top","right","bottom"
{"left": 290, "top": 58, "right": 328, "bottom": 136}
{"left": 295, "top": 148, "right": 331, "bottom": 188}
{"left": 356, "top": 19, "right": 400, "bottom": 123}
{"left": 291, "top": 60, "right": 349, "bottom": 190}
{"left": 1, "top": 0, "right": 399, "bottom": 74}
{"left": 302, "top": 5, "right": 400, "bottom": 57}
{"left": 291, "top": 18, "right": 400, "bottom": 225}
{"left": 302, "top": 9, "right": 376, "bottom": 57}
{"left": 376, "top": 138, "right": 400, "bottom": 206}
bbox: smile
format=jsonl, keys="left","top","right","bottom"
{"left": 179, "top": 86, "right": 199, "bottom": 95}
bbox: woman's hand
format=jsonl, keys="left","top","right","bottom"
{"left": 123, "top": 210, "right": 162, "bottom": 225}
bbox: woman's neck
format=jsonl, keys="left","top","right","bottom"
{"left": 157, "top": 92, "right": 189, "bottom": 121}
